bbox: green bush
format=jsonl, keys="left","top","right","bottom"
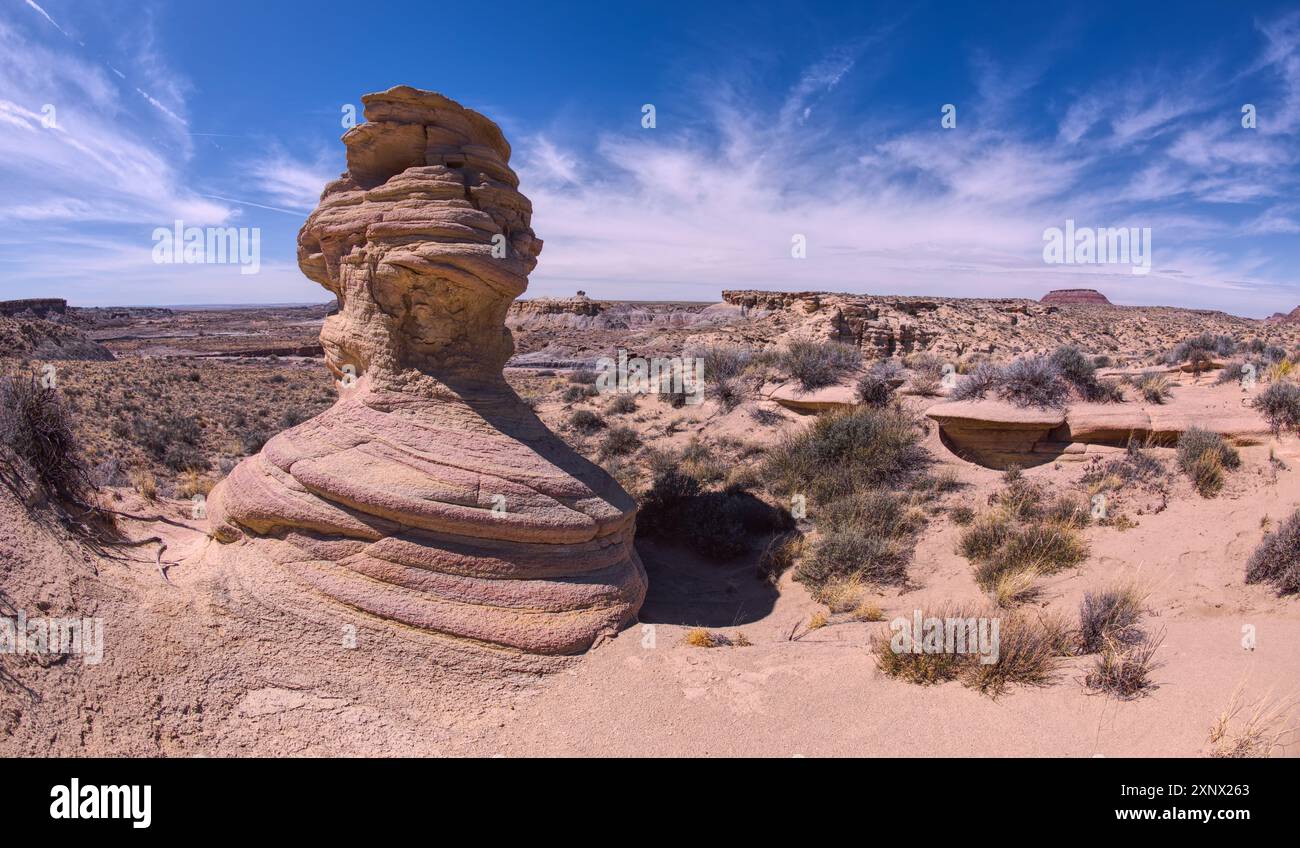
{"left": 761, "top": 405, "right": 927, "bottom": 504}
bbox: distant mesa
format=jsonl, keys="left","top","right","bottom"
{"left": 0, "top": 297, "right": 67, "bottom": 319}
{"left": 1265, "top": 306, "right": 1300, "bottom": 324}
{"left": 1040, "top": 289, "right": 1111, "bottom": 305}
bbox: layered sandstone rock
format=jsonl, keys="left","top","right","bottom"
{"left": 206, "top": 86, "right": 646, "bottom": 657}
{"left": 927, "top": 393, "right": 1273, "bottom": 468}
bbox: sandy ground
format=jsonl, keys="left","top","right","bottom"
{"left": 3, "top": 386, "right": 1299, "bottom": 757}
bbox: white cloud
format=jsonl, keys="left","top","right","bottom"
{"left": 249, "top": 154, "right": 338, "bottom": 211}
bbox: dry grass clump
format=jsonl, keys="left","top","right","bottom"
{"left": 176, "top": 470, "right": 215, "bottom": 500}
{"left": 1077, "top": 582, "right": 1146, "bottom": 654}
{"left": 130, "top": 468, "right": 157, "bottom": 501}
{"left": 683, "top": 628, "right": 751, "bottom": 648}
{"left": 1176, "top": 427, "right": 1239, "bottom": 497}
{"left": 1246, "top": 509, "right": 1300, "bottom": 595}
{"left": 1207, "top": 686, "right": 1300, "bottom": 758}
{"left": 683, "top": 628, "right": 725, "bottom": 648}
{"left": 957, "top": 474, "right": 1089, "bottom": 602}
{"left": 1084, "top": 629, "right": 1163, "bottom": 699}
{"left": 778, "top": 339, "right": 862, "bottom": 391}
{"left": 1266, "top": 359, "right": 1295, "bottom": 383}
{"left": 1136, "top": 372, "right": 1172, "bottom": 404}
{"left": 963, "top": 611, "right": 1072, "bottom": 697}
{"left": 871, "top": 604, "right": 1069, "bottom": 697}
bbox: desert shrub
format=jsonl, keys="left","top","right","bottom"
{"left": 1050, "top": 345, "right": 1105, "bottom": 400}
{"left": 949, "top": 362, "right": 1000, "bottom": 402}
{"left": 1176, "top": 427, "right": 1239, "bottom": 497}
{"left": 1085, "top": 630, "right": 1163, "bottom": 699}
{"left": 1264, "top": 345, "right": 1288, "bottom": 363}
{"left": 599, "top": 425, "right": 641, "bottom": 458}
{"left": 949, "top": 504, "right": 976, "bottom": 525}
{"left": 1251, "top": 381, "right": 1300, "bottom": 434}
{"left": 696, "top": 343, "right": 752, "bottom": 383}
{"left": 1078, "top": 584, "right": 1145, "bottom": 654}
{"left": 1167, "top": 332, "right": 1235, "bottom": 364}
{"left": 951, "top": 357, "right": 1070, "bottom": 408}
{"left": 998, "top": 356, "right": 1070, "bottom": 407}
{"left": 761, "top": 405, "right": 927, "bottom": 504}
{"left": 567, "top": 368, "right": 598, "bottom": 385}
{"left": 606, "top": 394, "right": 638, "bottom": 415}
{"left": 855, "top": 360, "right": 902, "bottom": 407}
{"left": 1092, "top": 355, "right": 1112, "bottom": 368}
{"left": 902, "top": 353, "right": 947, "bottom": 396}
{"left": 1215, "top": 360, "right": 1262, "bottom": 386}
{"left": 778, "top": 339, "right": 862, "bottom": 391}
{"left": 562, "top": 384, "right": 599, "bottom": 403}
{"left": 797, "top": 530, "right": 910, "bottom": 587}
{"left": 0, "top": 374, "right": 92, "bottom": 504}
{"left": 568, "top": 409, "right": 606, "bottom": 433}
{"left": 1246, "top": 510, "right": 1300, "bottom": 595}
{"left": 279, "top": 408, "right": 308, "bottom": 429}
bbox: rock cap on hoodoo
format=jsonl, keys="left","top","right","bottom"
{"left": 1040, "top": 288, "right": 1111, "bottom": 305}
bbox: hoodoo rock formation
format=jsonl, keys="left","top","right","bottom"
{"left": 206, "top": 87, "right": 646, "bottom": 657}
{"left": 1040, "top": 288, "right": 1111, "bottom": 305}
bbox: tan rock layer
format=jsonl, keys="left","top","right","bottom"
{"left": 207, "top": 87, "right": 645, "bottom": 657}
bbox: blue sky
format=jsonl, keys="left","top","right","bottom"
{"left": 2, "top": 0, "right": 1299, "bottom": 315}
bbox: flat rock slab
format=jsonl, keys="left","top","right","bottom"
{"left": 768, "top": 381, "right": 858, "bottom": 412}
{"left": 924, "top": 399, "right": 1067, "bottom": 429}
{"left": 927, "top": 391, "right": 1272, "bottom": 468}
